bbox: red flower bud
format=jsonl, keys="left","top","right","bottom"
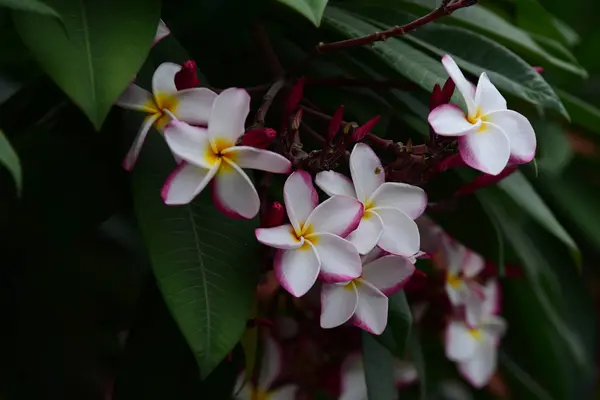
{"left": 285, "top": 77, "right": 305, "bottom": 116}
{"left": 455, "top": 166, "right": 517, "bottom": 197}
{"left": 174, "top": 60, "right": 200, "bottom": 90}
{"left": 441, "top": 77, "right": 455, "bottom": 103}
{"left": 261, "top": 201, "right": 285, "bottom": 228}
{"left": 404, "top": 269, "right": 428, "bottom": 294}
{"left": 350, "top": 116, "right": 380, "bottom": 143}
{"left": 532, "top": 66, "right": 544, "bottom": 73}
{"left": 327, "top": 105, "right": 344, "bottom": 142}
{"left": 240, "top": 128, "right": 277, "bottom": 149}
{"left": 437, "top": 153, "right": 466, "bottom": 172}
{"left": 429, "top": 84, "right": 443, "bottom": 111}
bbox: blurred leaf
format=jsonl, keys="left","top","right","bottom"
{"left": 131, "top": 131, "right": 260, "bottom": 378}
{"left": 13, "top": 0, "right": 160, "bottom": 129}
{"left": 514, "top": 0, "right": 566, "bottom": 45}
{"left": 376, "top": 291, "right": 412, "bottom": 358}
{"left": 407, "top": 328, "right": 427, "bottom": 400}
{"left": 499, "top": 352, "right": 554, "bottom": 400}
{"left": 556, "top": 89, "right": 600, "bottom": 135}
{"left": 552, "top": 18, "right": 579, "bottom": 47}
{"left": 0, "top": 129, "right": 21, "bottom": 195}
{"left": 362, "top": 331, "right": 396, "bottom": 400}
{"left": 0, "top": 0, "right": 59, "bottom": 17}
{"left": 534, "top": 120, "right": 573, "bottom": 175}
{"left": 275, "top": 0, "right": 328, "bottom": 26}
{"left": 240, "top": 301, "right": 259, "bottom": 387}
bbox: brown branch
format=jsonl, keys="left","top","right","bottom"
{"left": 304, "top": 77, "right": 416, "bottom": 91}
{"left": 252, "top": 79, "right": 286, "bottom": 128}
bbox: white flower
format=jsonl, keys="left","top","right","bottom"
{"left": 445, "top": 280, "right": 506, "bottom": 388}
{"left": 255, "top": 170, "right": 363, "bottom": 297}
{"left": 315, "top": 143, "right": 426, "bottom": 255}
{"left": 320, "top": 247, "right": 415, "bottom": 334}
{"left": 428, "top": 55, "right": 536, "bottom": 175}
{"left": 154, "top": 19, "right": 170, "bottom": 45}
{"left": 234, "top": 335, "right": 298, "bottom": 400}
{"left": 339, "top": 353, "right": 418, "bottom": 400}
{"left": 161, "top": 88, "right": 291, "bottom": 217}
{"left": 116, "top": 62, "right": 218, "bottom": 171}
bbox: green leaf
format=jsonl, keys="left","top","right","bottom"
{"left": 515, "top": 0, "right": 567, "bottom": 45}
{"left": 556, "top": 89, "right": 600, "bottom": 135}
{"left": 534, "top": 120, "right": 573, "bottom": 175}
{"left": 375, "top": 292, "right": 412, "bottom": 358}
{"left": 275, "top": 0, "right": 328, "bottom": 26}
{"left": 0, "top": 0, "right": 59, "bottom": 17}
{"left": 407, "top": 328, "right": 427, "bottom": 400}
{"left": 132, "top": 131, "right": 260, "bottom": 378}
{"left": 499, "top": 352, "right": 554, "bottom": 400}
{"left": 13, "top": 0, "right": 161, "bottom": 130}
{"left": 0, "top": 129, "right": 21, "bottom": 195}
{"left": 362, "top": 331, "right": 396, "bottom": 400}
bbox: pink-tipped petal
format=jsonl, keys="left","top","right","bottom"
{"left": 475, "top": 73, "right": 507, "bottom": 114}
{"left": 284, "top": 170, "right": 318, "bottom": 234}
{"left": 482, "top": 279, "right": 501, "bottom": 318}
{"left": 372, "top": 207, "right": 420, "bottom": 256}
{"left": 223, "top": 146, "right": 291, "bottom": 174}
{"left": 353, "top": 280, "right": 388, "bottom": 335}
{"left": 360, "top": 246, "right": 386, "bottom": 265}
{"left": 464, "top": 283, "right": 486, "bottom": 327}
{"left": 269, "top": 386, "right": 299, "bottom": 400}
{"left": 394, "top": 360, "right": 419, "bottom": 387}
{"left": 315, "top": 170, "right": 357, "bottom": 198}
{"left": 446, "top": 282, "right": 467, "bottom": 307}
{"left": 346, "top": 211, "right": 384, "bottom": 255}
{"left": 309, "top": 233, "right": 362, "bottom": 282}
{"left": 305, "top": 195, "right": 364, "bottom": 237}
{"left": 255, "top": 224, "right": 304, "bottom": 250}
{"left": 161, "top": 162, "right": 219, "bottom": 205}
{"left": 258, "top": 335, "right": 282, "bottom": 390}
{"left": 486, "top": 110, "right": 536, "bottom": 163}
{"left": 458, "top": 123, "right": 510, "bottom": 176}
{"left": 171, "top": 88, "right": 217, "bottom": 125}
{"left": 442, "top": 235, "right": 467, "bottom": 275}
{"left": 163, "top": 121, "right": 213, "bottom": 167}
{"left": 349, "top": 143, "right": 384, "bottom": 203}
{"left": 428, "top": 104, "right": 480, "bottom": 136}
{"left": 484, "top": 315, "right": 508, "bottom": 341}
{"left": 274, "top": 245, "right": 320, "bottom": 298}
{"left": 362, "top": 255, "right": 416, "bottom": 296}
{"left": 152, "top": 62, "right": 180, "bottom": 96}
{"left": 463, "top": 250, "right": 485, "bottom": 278}
{"left": 339, "top": 354, "right": 367, "bottom": 400}
{"left": 208, "top": 88, "right": 250, "bottom": 143}
{"left": 445, "top": 321, "right": 478, "bottom": 362}
{"left": 320, "top": 282, "right": 359, "bottom": 329}
{"left": 153, "top": 19, "right": 170, "bottom": 45}
{"left": 123, "top": 113, "right": 160, "bottom": 171}
{"left": 370, "top": 182, "right": 427, "bottom": 219}
{"left": 457, "top": 342, "right": 497, "bottom": 388}
{"left": 116, "top": 84, "right": 156, "bottom": 113}
{"left": 441, "top": 55, "right": 477, "bottom": 116}
{"left": 212, "top": 159, "right": 260, "bottom": 219}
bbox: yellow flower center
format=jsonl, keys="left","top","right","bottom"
{"left": 447, "top": 271, "right": 463, "bottom": 288}
{"left": 468, "top": 327, "right": 483, "bottom": 341}
{"left": 467, "top": 107, "right": 488, "bottom": 133}
{"left": 146, "top": 92, "right": 180, "bottom": 130}
{"left": 251, "top": 389, "right": 271, "bottom": 400}
{"left": 343, "top": 278, "right": 363, "bottom": 291}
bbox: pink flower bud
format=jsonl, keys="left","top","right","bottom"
{"left": 350, "top": 116, "right": 380, "bottom": 143}
{"left": 533, "top": 66, "right": 544, "bottom": 73}
{"left": 261, "top": 201, "right": 285, "bottom": 228}
{"left": 429, "top": 84, "right": 443, "bottom": 111}
{"left": 455, "top": 166, "right": 517, "bottom": 197}
{"left": 174, "top": 60, "right": 200, "bottom": 90}
{"left": 441, "top": 77, "right": 455, "bottom": 103}
{"left": 241, "top": 128, "right": 277, "bottom": 149}
{"left": 285, "top": 77, "right": 305, "bottom": 116}
{"left": 328, "top": 105, "right": 344, "bottom": 142}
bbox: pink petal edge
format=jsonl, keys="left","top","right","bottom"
{"left": 160, "top": 162, "right": 188, "bottom": 203}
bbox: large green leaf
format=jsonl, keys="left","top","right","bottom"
{"left": 534, "top": 120, "right": 573, "bottom": 175}
{"left": 362, "top": 331, "right": 396, "bottom": 400}
{"left": 13, "top": 0, "right": 160, "bottom": 130}
{"left": 0, "top": 0, "right": 59, "bottom": 17}
{"left": 275, "top": 0, "right": 328, "bottom": 26}
{"left": 375, "top": 292, "right": 412, "bottom": 358}
{"left": 0, "top": 129, "right": 21, "bottom": 195}
{"left": 131, "top": 131, "right": 260, "bottom": 378}
{"left": 354, "top": 7, "right": 568, "bottom": 117}
{"left": 514, "top": 0, "right": 567, "bottom": 45}
{"left": 556, "top": 89, "right": 600, "bottom": 135}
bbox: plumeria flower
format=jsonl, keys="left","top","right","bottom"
{"left": 116, "top": 63, "right": 218, "bottom": 171}
{"left": 315, "top": 143, "right": 426, "bottom": 255}
{"left": 320, "top": 247, "right": 415, "bottom": 334}
{"left": 154, "top": 19, "right": 170, "bottom": 45}
{"left": 234, "top": 335, "right": 298, "bottom": 400}
{"left": 339, "top": 353, "right": 418, "bottom": 400}
{"left": 162, "top": 88, "right": 291, "bottom": 217}
{"left": 428, "top": 55, "right": 536, "bottom": 175}
{"left": 445, "top": 280, "right": 506, "bottom": 388}
{"left": 441, "top": 235, "right": 486, "bottom": 327}
{"left": 255, "top": 171, "right": 363, "bottom": 297}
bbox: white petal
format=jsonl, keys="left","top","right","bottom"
{"left": 372, "top": 207, "right": 420, "bottom": 256}
{"left": 463, "top": 250, "right": 484, "bottom": 278}
{"left": 340, "top": 354, "right": 367, "bottom": 400}
{"left": 274, "top": 244, "right": 320, "bottom": 297}
{"left": 446, "top": 282, "right": 468, "bottom": 307}
{"left": 416, "top": 216, "right": 444, "bottom": 255}
{"left": 360, "top": 246, "right": 386, "bottom": 265}
{"left": 475, "top": 73, "right": 507, "bottom": 114}
{"left": 320, "top": 282, "right": 359, "bottom": 329}
{"left": 486, "top": 109, "right": 536, "bottom": 163}
{"left": 346, "top": 211, "right": 384, "bottom": 255}
{"left": 428, "top": 104, "right": 480, "bottom": 136}
{"left": 442, "top": 235, "right": 467, "bottom": 275}
{"left": 445, "top": 321, "right": 478, "bottom": 362}
{"left": 223, "top": 146, "right": 291, "bottom": 173}
{"left": 353, "top": 280, "right": 388, "bottom": 335}
{"left": 171, "top": 88, "right": 217, "bottom": 125}
{"left": 458, "top": 341, "right": 497, "bottom": 388}
{"left": 269, "top": 385, "right": 299, "bottom": 400}
{"left": 208, "top": 88, "right": 250, "bottom": 143}
{"left": 483, "top": 315, "right": 507, "bottom": 340}
{"left": 233, "top": 372, "right": 252, "bottom": 399}
{"left": 394, "top": 360, "right": 418, "bottom": 386}
{"left": 464, "top": 283, "right": 487, "bottom": 327}
{"left": 161, "top": 162, "right": 219, "bottom": 205}
{"left": 362, "top": 255, "right": 415, "bottom": 296}
{"left": 309, "top": 233, "right": 362, "bottom": 282}
{"left": 212, "top": 159, "right": 260, "bottom": 219}
{"left": 458, "top": 123, "right": 510, "bottom": 176}
{"left": 441, "top": 54, "right": 477, "bottom": 116}
{"left": 349, "top": 143, "right": 384, "bottom": 203}
{"left": 255, "top": 224, "right": 304, "bottom": 250}
{"left": 284, "top": 170, "right": 318, "bottom": 234}
{"left": 258, "top": 335, "right": 282, "bottom": 390}
{"left": 482, "top": 279, "right": 501, "bottom": 318}
{"left": 370, "top": 182, "right": 427, "bottom": 219}
{"left": 163, "top": 121, "right": 214, "bottom": 168}
{"left": 315, "top": 170, "right": 357, "bottom": 198}
{"left": 152, "top": 62, "right": 180, "bottom": 96}
{"left": 154, "top": 19, "right": 170, "bottom": 44}
{"left": 305, "top": 195, "right": 364, "bottom": 237}
{"left": 122, "top": 113, "right": 159, "bottom": 171}
{"left": 116, "top": 84, "right": 156, "bottom": 113}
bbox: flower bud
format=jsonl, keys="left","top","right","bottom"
{"left": 437, "top": 153, "right": 466, "bottom": 172}
{"left": 291, "top": 109, "right": 303, "bottom": 131}
{"left": 533, "top": 66, "right": 544, "bottom": 73}
{"left": 174, "top": 60, "right": 200, "bottom": 90}
{"left": 350, "top": 115, "right": 380, "bottom": 143}
{"left": 240, "top": 128, "right": 277, "bottom": 149}
{"left": 327, "top": 105, "right": 345, "bottom": 142}
{"left": 441, "top": 77, "right": 455, "bottom": 103}
{"left": 455, "top": 165, "right": 517, "bottom": 196}
{"left": 285, "top": 77, "right": 305, "bottom": 116}
{"left": 261, "top": 201, "right": 285, "bottom": 228}
{"left": 429, "top": 83, "right": 443, "bottom": 111}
